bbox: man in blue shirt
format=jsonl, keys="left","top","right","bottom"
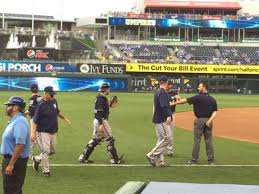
{"left": 173, "top": 82, "right": 217, "bottom": 165}
{"left": 146, "top": 75, "right": 172, "bottom": 167}
{"left": 1, "top": 96, "right": 30, "bottom": 194}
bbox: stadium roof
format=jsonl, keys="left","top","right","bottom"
{"left": 144, "top": 0, "right": 242, "bottom": 10}
{"left": 0, "top": 13, "right": 75, "bottom": 23}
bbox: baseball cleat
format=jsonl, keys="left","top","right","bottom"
{"left": 146, "top": 154, "right": 156, "bottom": 167}
{"left": 32, "top": 156, "right": 40, "bottom": 172}
{"left": 111, "top": 154, "right": 125, "bottom": 164}
{"left": 43, "top": 171, "right": 51, "bottom": 177}
{"left": 80, "top": 159, "right": 94, "bottom": 164}
{"left": 208, "top": 160, "right": 215, "bottom": 165}
{"left": 187, "top": 160, "right": 198, "bottom": 165}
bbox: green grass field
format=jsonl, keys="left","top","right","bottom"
{"left": 1, "top": 92, "right": 259, "bottom": 194}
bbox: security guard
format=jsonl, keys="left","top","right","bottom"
{"left": 173, "top": 82, "right": 217, "bottom": 165}
{"left": 31, "top": 86, "right": 70, "bottom": 176}
{"left": 1, "top": 96, "right": 30, "bottom": 194}
{"left": 78, "top": 83, "right": 124, "bottom": 164}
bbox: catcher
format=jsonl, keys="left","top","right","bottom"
{"left": 78, "top": 83, "right": 124, "bottom": 164}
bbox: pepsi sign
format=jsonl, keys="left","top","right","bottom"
{"left": 0, "top": 61, "right": 77, "bottom": 72}
{"left": 21, "top": 48, "right": 55, "bottom": 60}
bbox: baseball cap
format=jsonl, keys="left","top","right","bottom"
{"left": 30, "top": 84, "right": 38, "bottom": 92}
{"left": 4, "top": 96, "right": 26, "bottom": 109}
{"left": 98, "top": 83, "right": 110, "bottom": 92}
{"left": 44, "top": 86, "right": 56, "bottom": 96}
{"left": 159, "top": 75, "right": 168, "bottom": 84}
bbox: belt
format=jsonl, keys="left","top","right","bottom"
{"left": 196, "top": 116, "right": 210, "bottom": 118}
{"left": 3, "top": 154, "right": 28, "bottom": 160}
{"left": 3, "top": 154, "right": 12, "bottom": 158}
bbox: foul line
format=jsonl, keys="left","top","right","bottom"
{"left": 27, "top": 164, "right": 259, "bottom": 167}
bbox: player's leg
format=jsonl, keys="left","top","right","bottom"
{"left": 79, "top": 138, "right": 99, "bottom": 163}
{"left": 147, "top": 123, "right": 172, "bottom": 167}
{"left": 103, "top": 120, "right": 124, "bottom": 164}
{"left": 78, "top": 119, "right": 101, "bottom": 163}
{"left": 32, "top": 132, "right": 44, "bottom": 172}
{"left": 50, "top": 133, "right": 56, "bottom": 156}
{"left": 166, "top": 114, "right": 175, "bottom": 156}
{"left": 32, "top": 132, "right": 52, "bottom": 176}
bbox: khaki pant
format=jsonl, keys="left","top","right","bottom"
{"left": 35, "top": 132, "right": 56, "bottom": 173}
{"left": 166, "top": 114, "right": 175, "bottom": 154}
{"left": 93, "top": 119, "right": 112, "bottom": 141}
{"left": 148, "top": 122, "right": 172, "bottom": 163}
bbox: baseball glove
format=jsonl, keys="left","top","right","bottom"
{"left": 109, "top": 96, "right": 118, "bottom": 108}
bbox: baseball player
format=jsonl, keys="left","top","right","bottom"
{"left": 31, "top": 86, "right": 71, "bottom": 176}
{"left": 78, "top": 83, "right": 124, "bottom": 164}
{"left": 165, "top": 80, "right": 181, "bottom": 156}
{"left": 25, "top": 84, "right": 42, "bottom": 157}
{"left": 146, "top": 75, "right": 172, "bottom": 167}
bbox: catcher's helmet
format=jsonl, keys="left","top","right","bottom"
{"left": 98, "top": 83, "right": 110, "bottom": 92}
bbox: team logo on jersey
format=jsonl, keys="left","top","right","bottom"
{"left": 53, "top": 103, "right": 57, "bottom": 109}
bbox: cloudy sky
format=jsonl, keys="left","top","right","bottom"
{"left": 0, "top": 0, "right": 136, "bottom": 20}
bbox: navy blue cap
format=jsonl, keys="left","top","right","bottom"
{"left": 4, "top": 96, "right": 26, "bottom": 109}
{"left": 44, "top": 86, "right": 56, "bottom": 96}
{"left": 159, "top": 75, "right": 168, "bottom": 83}
{"left": 98, "top": 83, "right": 110, "bottom": 92}
{"left": 30, "top": 84, "right": 38, "bottom": 92}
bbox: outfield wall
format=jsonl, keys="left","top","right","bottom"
{"left": 1, "top": 61, "right": 259, "bottom": 93}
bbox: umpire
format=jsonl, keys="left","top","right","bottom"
{"left": 173, "top": 82, "right": 217, "bottom": 165}
{"left": 1, "top": 96, "right": 30, "bottom": 194}
{"left": 146, "top": 75, "right": 172, "bottom": 167}
{"left": 31, "top": 86, "right": 71, "bottom": 177}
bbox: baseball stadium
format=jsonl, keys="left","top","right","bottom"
{"left": 1, "top": 0, "right": 259, "bottom": 193}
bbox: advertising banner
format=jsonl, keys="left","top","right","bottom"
{"left": 126, "top": 63, "right": 259, "bottom": 75}
{"left": 20, "top": 48, "right": 55, "bottom": 60}
{"left": 77, "top": 63, "right": 126, "bottom": 74}
{"left": 109, "top": 17, "right": 259, "bottom": 29}
{"left": 0, "top": 61, "right": 77, "bottom": 72}
{"left": 0, "top": 77, "right": 127, "bottom": 92}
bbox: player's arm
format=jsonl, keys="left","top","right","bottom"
{"left": 55, "top": 100, "right": 71, "bottom": 124}
{"left": 160, "top": 92, "right": 172, "bottom": 125}
{"left": 95, "top": 98, "right": 106, "bottom": 132}
{"left": 58, "top": 112, "right": 71, "bottom": 124}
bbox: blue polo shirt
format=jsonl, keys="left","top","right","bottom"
{"left": 1, "top": 113, "right": 30, "bottom": 158}
{"left": 187, "top": 92, "right": 218, "bottom": 118}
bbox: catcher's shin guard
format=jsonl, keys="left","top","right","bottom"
{"left": 81, "top": 138, "right": 99, "bottom": 161}
{"left": 107, "top": 137, "right": 119, "bottom": 161}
